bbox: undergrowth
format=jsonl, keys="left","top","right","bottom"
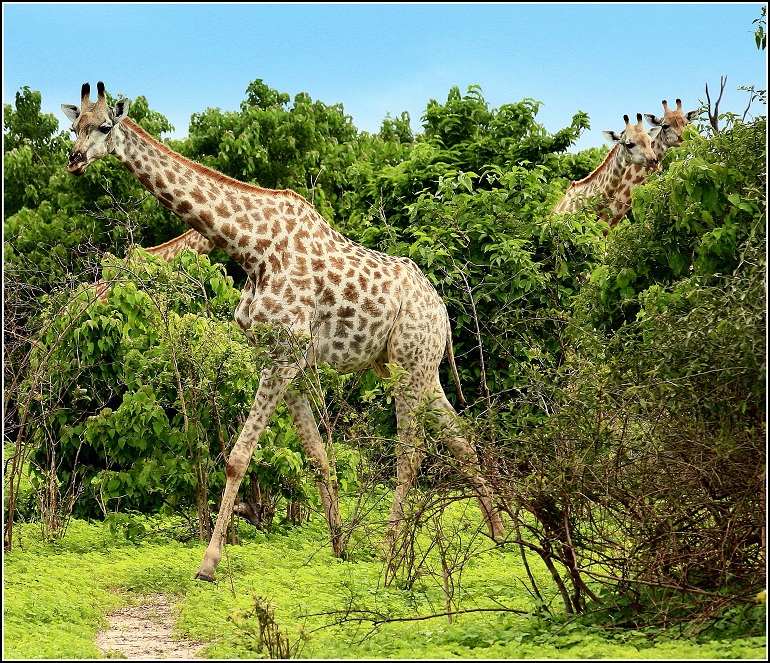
{"left": 3, "top": 508, "right": 766, "bottom": 659}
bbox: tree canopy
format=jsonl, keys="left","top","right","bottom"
{"left": 4, "top": 62, "right": 765, "bottom": 635}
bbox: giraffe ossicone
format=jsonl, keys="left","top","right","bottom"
{"left": 63, "top": 82, "right": 505, "bottom": 581}
{"left": 553, "top": 113, "right": 662, "bottom": 226}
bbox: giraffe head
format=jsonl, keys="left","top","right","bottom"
{"left": 61, "top": 82, "right": 131, "bottom": 176}
{"left": 603, "top": 114, "right": 662, "bottom": 171}
{"left": 644, "top": 99, "right": 698, "bottom": 149}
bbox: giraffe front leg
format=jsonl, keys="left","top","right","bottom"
{"left": 283, "top": 390, "right": 344, "bottom": 558}
{"left": 196, "top": 367, "right": 295, "bottom": 582}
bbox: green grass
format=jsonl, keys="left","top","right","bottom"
{"left": 3, "top": 507, "right": 766, "bottom": 659}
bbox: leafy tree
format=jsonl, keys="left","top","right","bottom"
{"left": 503, "top": 112, "right": 767, "bottom": 622}
{"left": 4, "top": 87, "right": 69, "bottom": 219}
{"left": 422, "top": 86, "right": 589, "bottom": 173}
{"left": 753, "top": 4, "right": 766, "bottom": 50}
{"left": 339, "top": 85, "right": 594, "bottom": 238}
{"left": 15, "top": 250, "right": 316, "bottom": 532}
{"left": 179, "top": 78, "right": 359, "bottom": 223}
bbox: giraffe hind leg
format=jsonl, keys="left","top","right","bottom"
{"left": 386, "top": 391, "right": 426, "bottom": 540}
{"left": 428, "top": 382, "right": 505, "bottom": 540}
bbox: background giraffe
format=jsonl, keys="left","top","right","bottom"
{"left": 62, "top": 82, "right": 505, "bottom": 581}
{"left": 606, "top": 99, "right": 698, "bottom": 228}
{"left": 553, "top": 114, "right": 662, "bottom": 225}
{"left": 94, "top": 228, "right": 214, "bottom": 303}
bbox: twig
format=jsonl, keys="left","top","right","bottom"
{"left": 705, "top": 76, "right": 727, "bottom": 133}
{"left": 300, "top": 605, "right": 528, "bottom": 631}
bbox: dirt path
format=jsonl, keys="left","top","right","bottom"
{"left": 95, "top": 593, "right": 206, "bottom": 660}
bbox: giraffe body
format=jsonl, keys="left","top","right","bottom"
{"left": 63, "top": 83, "right": 504, "bottom": 581}
{"left": 608, "top": 99, "right": 697, "bottom": 227}
{"left": 553, "top": 114, "right": 662, "bottom": 225}
{"left": 95, "top": 228, "right": 215, "bottom": 303}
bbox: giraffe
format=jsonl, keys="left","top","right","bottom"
{"left": 553, "top": 114, "right": 662, "bottom": 225}
{"left": 62, "top": 82, "right": 505, "bottom": 581}
{"left": 94, "top": 228, "right": 214, "bottom": 303}
{"left": 607, "top": 99, "right": 697, "bottom": 228}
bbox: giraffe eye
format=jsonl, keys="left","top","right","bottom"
{"left": 624, "top": 142, "right": 635, "bottom": 150}
{"left": 99, "top": 125, "right": 112, "bottom": 134}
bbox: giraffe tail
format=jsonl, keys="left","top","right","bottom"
{"left": 445, "top": 311, "right": 467, "bottom": 409}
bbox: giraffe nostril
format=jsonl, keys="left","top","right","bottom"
{"left": 66, "top": 151, "right": 88, "bottom": 174}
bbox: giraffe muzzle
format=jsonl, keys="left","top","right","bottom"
{"left": 67, "top": 151, "right": 88, "bottom": 175}
{"left": 648, "top": 158, "right": 661, "bottom": 172}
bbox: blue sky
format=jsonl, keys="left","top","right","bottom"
{"left": 3, "top": 2, "right": 767, "bottom": 152}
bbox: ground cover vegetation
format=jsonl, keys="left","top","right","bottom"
{"left": 4, "top": 14, "right": 766, "bottom": 657}
{"left": 4, "top": 516, "right": 765, "bottom": 659}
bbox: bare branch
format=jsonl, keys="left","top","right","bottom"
{"left": 705, "top": 75, "right": 728, "bottom": 132}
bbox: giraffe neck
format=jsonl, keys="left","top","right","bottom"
{"left": 111, "top": 118, "right": 329, "bottom": 278}
{"left": 585, "top": 145, "right": 629, "bottom": 200}
{"left": 94, "top": 227, "right": 215, "bottom": 304}
{"left": 145, "top": 228, "right": 215, "bottom": 260}
{"left": 652, "top": 137, "right": 668, "bottom": 161}
{"left": 554, "top": 145, "right": 629, "bottom": 214}
{"left": 607, "top": 135, "right": 672, "bottom": 227}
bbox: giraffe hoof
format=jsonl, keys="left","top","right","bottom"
{"left": 194, "top": 572, "right": 216, "bottom": 583}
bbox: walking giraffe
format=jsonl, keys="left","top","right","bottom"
{"left": 62, "top": 82, "right": 504, "bottom": 581}
{"left": 94, "top": 228, "right": 215, "bottom": 303}
{"left": 553, "top": 114, "right": 662, "bottom": 225}
{"left": 607, "top": 99, "right": 697, "bottom": 228}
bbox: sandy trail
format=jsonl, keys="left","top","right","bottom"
{"left": 95, "top": 593, "right": 205, "bottom": 660}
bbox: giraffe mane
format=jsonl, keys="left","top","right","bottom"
{"left": 144, "top": 228, "right": 198, "bottom": 255}
{"left": 122, "top": 118, "right": 315, "bottom": 210}
{"left": 563, "top": 144, "right": 621, "bottom": 191}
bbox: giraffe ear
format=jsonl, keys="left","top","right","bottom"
{"left": 648, "top": 125, "right": 663, "bottom": 140}
{"left": 61, "top": 104, "right": 80, "bottom": 123}
{"left": 603, "top": 130, "right": 622, "bottom": 144}
{"left": 113, "top": 98, "right": 131, "bottom": 123}
{"left": 685, "top": 109, "right": 698, "bottom": 122}
{"left": 645, "top": 113, "right": 663, "bottom": 127}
